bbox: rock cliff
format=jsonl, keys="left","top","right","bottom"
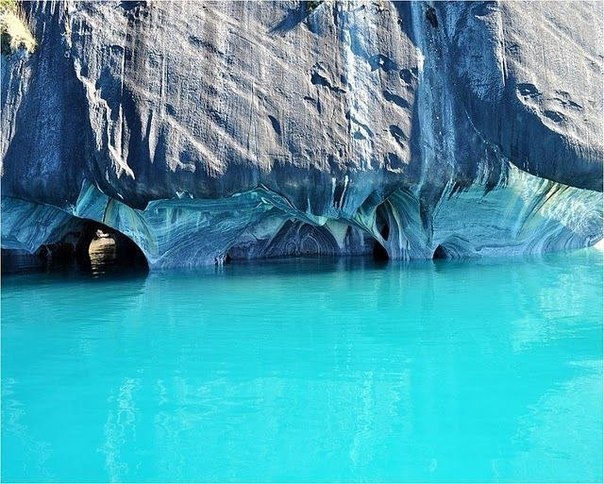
{"left": 1, "top": 1, "right": 602, "bottom": 268}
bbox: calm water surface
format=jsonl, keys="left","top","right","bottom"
{"left": 2, "top": 250, "right": 602, "bottom": 481}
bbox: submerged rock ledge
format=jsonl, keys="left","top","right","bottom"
{"left": 1, "top": 1, "right": 602, "bottom": 269}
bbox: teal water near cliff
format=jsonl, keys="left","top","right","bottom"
{"left": 2, "top": 249, "right": 602, "bottom": 482}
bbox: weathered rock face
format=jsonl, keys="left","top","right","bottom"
{"left": 1, "top": 1, "right": 602, "bottom": 268}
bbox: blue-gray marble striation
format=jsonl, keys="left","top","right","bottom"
{"left": 1, "top": 1, "right": 602, "bottom": 268}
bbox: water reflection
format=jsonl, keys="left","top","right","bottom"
{"left": 509, "top": 362, "right": 602, "bottom": 481}
{"left": 1, "top": 249, "right": 602, "bottom": 481}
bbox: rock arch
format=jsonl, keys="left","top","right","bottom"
{"left": 263, "top": 220, "right": 340, "bottom": 258}
{"left": 3, "top": 214, "right": 149, "bottom": 273}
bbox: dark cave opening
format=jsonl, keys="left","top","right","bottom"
{"left": 82, "top": 222, "right": 148, "bottom": 272}
{"left": 432, "top": 244, "right": 448, "bottom": 260}
{"left": 375, "top": 205, "right": 390, "bottom": 241}
{"left": 373, "top": 206, "right": 390, "bottom": 262}
{"left": 372, "top": 240, "right": 389, "bottom": 262}
{"left": 7, "top": 220, "right": 150, "bottom": 275}
{"left": 379, "top": 221, "right": 390, "bottom": 241}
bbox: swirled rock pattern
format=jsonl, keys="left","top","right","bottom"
{"left": 1, "top": 1, "right": 602, "bottom": 268}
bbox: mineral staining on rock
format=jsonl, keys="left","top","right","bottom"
{"left": 1, "top": 1, "right": 602, "bottom": 269}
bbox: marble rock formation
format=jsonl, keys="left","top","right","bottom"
{"left": 1, "top": 1, "right": 602, "bottom": 268}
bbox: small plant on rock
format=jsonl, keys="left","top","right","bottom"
{"left": 1, "top": 0, "right": 36, "bottom": 56}
{"left": 306, "top": 1, "right": 323, "bottom": 12}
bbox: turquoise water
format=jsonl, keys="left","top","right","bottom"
{"left": 2, "top": 250, "right": 602, "bottom": 482}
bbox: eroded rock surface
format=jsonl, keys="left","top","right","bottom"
{"left": 1, "top": 1, "right": 602, "bottom": 268}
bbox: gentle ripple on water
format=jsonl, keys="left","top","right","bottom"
{"left": 1, "top": 249, "right": 602, "bottom": 481}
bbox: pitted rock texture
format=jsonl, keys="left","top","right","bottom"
{"left": 1, "top": 1, "right": 602, "bottom": 268}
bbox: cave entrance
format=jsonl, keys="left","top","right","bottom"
{"left": 372, "top": 205, "right": 390, "bottom": 262}
{"left": 81, "top": 222, "right": 148, "bottom": 273}
{"left": 432, "top": 244, "right": 448, "bottom": 260}
{"left": 33, "top": 220, "right": 149, "bottom": 273}
{"left": 372, "top": 239, "right": 389, "bottom": 261}
{"left": 372, "top": 225, "right": 390, "bottom": 261}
